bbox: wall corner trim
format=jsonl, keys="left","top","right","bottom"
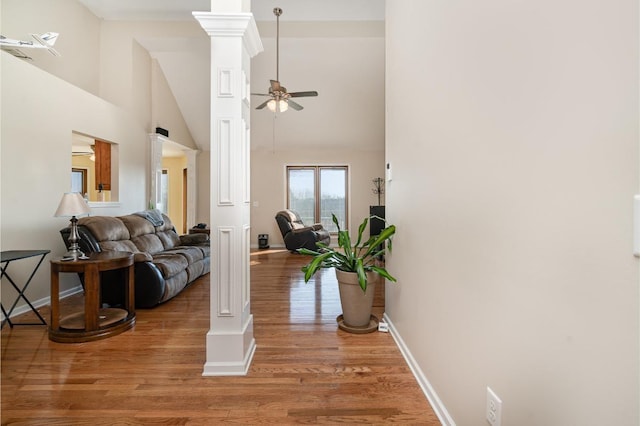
{"left": 383, "top": 313, "right": 457, "bottom": 426}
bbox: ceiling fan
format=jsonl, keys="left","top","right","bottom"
{"left": 253, "top": 7, "right": 318, "bottom": 113}
{"left": 72, "top": 144, "right": 96, "bottom": 161}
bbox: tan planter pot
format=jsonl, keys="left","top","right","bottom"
{"left": 336, "top": 269, "right": 378, "bottom": 327}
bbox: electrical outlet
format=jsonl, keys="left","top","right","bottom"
{"left": 486, "top": 387, "right": 502, "bottom": 426}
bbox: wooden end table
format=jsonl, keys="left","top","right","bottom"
{"left": 49, "top": 251, "right": 135, "bottom": 343}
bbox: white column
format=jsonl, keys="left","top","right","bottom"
{"left": 194, "top": 11, "right": 262, "bottom": 376}
{"left": 148, "top": 134, "right": 164, "bottom": 210}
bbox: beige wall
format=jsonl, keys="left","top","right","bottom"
{"left": 250, "top": 148, "right": 384, "bottom": 248}
{"left": 151, "top": 60, "right": 198, "bottom": 151}
{"left": 1, "top": 52, "right": 148, "bottom": 306}
{"left": 385, "top": 1, "right": 639, "bottom": 425}
{"left": 0, "top": 0, "right": 101, "bottom": 94}
{"left": 0, "top": 0, "right": 200, "bottom": 314}
{"left": 249, "top": 21, "right": 385, "bottom": 249}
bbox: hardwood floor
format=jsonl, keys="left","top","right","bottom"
{"left": 2, "top": 250, "right": 440, "bottom": 425}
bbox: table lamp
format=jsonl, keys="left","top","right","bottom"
{"left": 54, "top": 192, "right": 91, "bottom": 259}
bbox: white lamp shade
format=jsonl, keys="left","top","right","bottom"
{"left": 54, "top": 192, "right": 91, "bottom": 217}
{"left": 266, "top": 99, "right": 289, "bottom": 113}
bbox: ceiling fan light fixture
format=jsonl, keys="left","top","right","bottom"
{"left": 266, "top": 99, "right": 289, "bottom": 113}
{"left": 253, "top": 7, "right": 318, "bottom": 112}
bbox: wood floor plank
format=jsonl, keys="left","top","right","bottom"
{"left": 2, "top": 250, "right": 440, "bottom": 424}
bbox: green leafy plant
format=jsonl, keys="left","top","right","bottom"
{"left": 298, "top": 213, "right": 396, "bottom": 292}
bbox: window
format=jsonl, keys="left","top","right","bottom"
{"left": 160, "top": 169, "right": 169, "bottom": 215}
{"left": 71, "top": 168, "right": 87, "bottom": 195}
{"left": 287, "top": 166, "right": 348, "bottom": 232}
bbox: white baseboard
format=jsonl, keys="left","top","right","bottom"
{"left": 383, "top": 313, "right": 456, "bottom": 426}
{"left": 1, "top": 285, "right": 83, "bottom": 322}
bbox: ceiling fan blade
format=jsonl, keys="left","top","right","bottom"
{"left": 256, "top": 100, "right": 271, "bottom": 110}
{"left": 288, "top": 91, "right": 318, "bottom": 98}
{"left": 287, "top": 100, "right": 304, "bottom": 111}
{"left": 251, "top": 93, "right": 271, "bottom": 96}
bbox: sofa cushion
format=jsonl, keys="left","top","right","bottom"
{"left": 157, "top": 230, "right": 181, "bottom": 250}
{"left": 152, "top": 253, "right": 189, "bottom": 278}
{"left": 119, "top": 214, "right": 156, "bottom": 237}
{"left": 131, "top": 234, "right": 165, "bottom": 255}
{"left": 164, "top": 247, "right": 204, "bottom": 264}
{"left": 163, "top": 270, "right": 189, "bottom": 302}
{"left": 99, "top": 240, "right": 138, "bottom": 253}
{"left": 186, "top": 261, "right": 205, "bottom": 283}
{"left": 133, "top": 252, "right": 153, "bottom": 262}
{"left": 79, "top": 216, "right": 130, "bottom": 242}
{"left": 154, "top": 215, "right": 176, "bottom": 232}
{"left": 194, "top": 244, "right": 211, "bottom": 259}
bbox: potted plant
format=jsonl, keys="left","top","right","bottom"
{"left": 298, "top": 213, "right": 396, "bottom": 332}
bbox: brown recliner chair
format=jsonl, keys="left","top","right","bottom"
{"left": 275, "top": 210, "right": 331, "bottom": 252}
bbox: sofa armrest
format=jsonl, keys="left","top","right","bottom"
{"left": 179, "top": 233, "right": 209, "bottom": 245}
{"left": 133, "top": 252, "right": 153, "bottom": 262}
{"left": 290, "top": 226, "right": 315, "bottom": 234}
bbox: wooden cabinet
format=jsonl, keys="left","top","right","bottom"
{"left": 94, "top": 140, "right": 111, "bottom": 191}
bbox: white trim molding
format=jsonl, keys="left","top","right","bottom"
{"left": 1, "top": 285, "right": 82, "bottom": 322}
{"left": 383, "top": 313, "right": 457, "bottom": 426}
{"left": 192, "top": 12, "right": 263, "bottom": 58}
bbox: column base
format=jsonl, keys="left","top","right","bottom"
{"left": 202, "top": 315, "right": 256, "bottom": 376}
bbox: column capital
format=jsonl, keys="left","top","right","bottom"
{"left": 193, "top": 12, "right": 263, "bottom": 58}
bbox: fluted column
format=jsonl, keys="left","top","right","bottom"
{"left": 194, "top": 9, "right": 262, "bottom": 376}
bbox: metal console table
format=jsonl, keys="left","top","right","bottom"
{"left": 1, "top": 249, "right": 51, "bottom": 328}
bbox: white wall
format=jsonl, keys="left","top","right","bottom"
{"left": 251, "top": 149, "right": 384, "bottom": 248}
{"left": 385, "top": 1, "right": 639, "bottom": 425}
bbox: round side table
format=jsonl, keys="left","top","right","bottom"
{"left": 49, "top": 251, "right": 135, "bottom": 343}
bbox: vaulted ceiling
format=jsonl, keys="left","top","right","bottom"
{"left": 78, "top": 0, "right": 385, "bottom": 152}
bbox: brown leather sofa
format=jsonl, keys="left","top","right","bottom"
{"left": 61, "top": 211, "right": 210, "bottom": 308}
{"left": 275, "top": 209, "right": 330, "bottom": 252}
